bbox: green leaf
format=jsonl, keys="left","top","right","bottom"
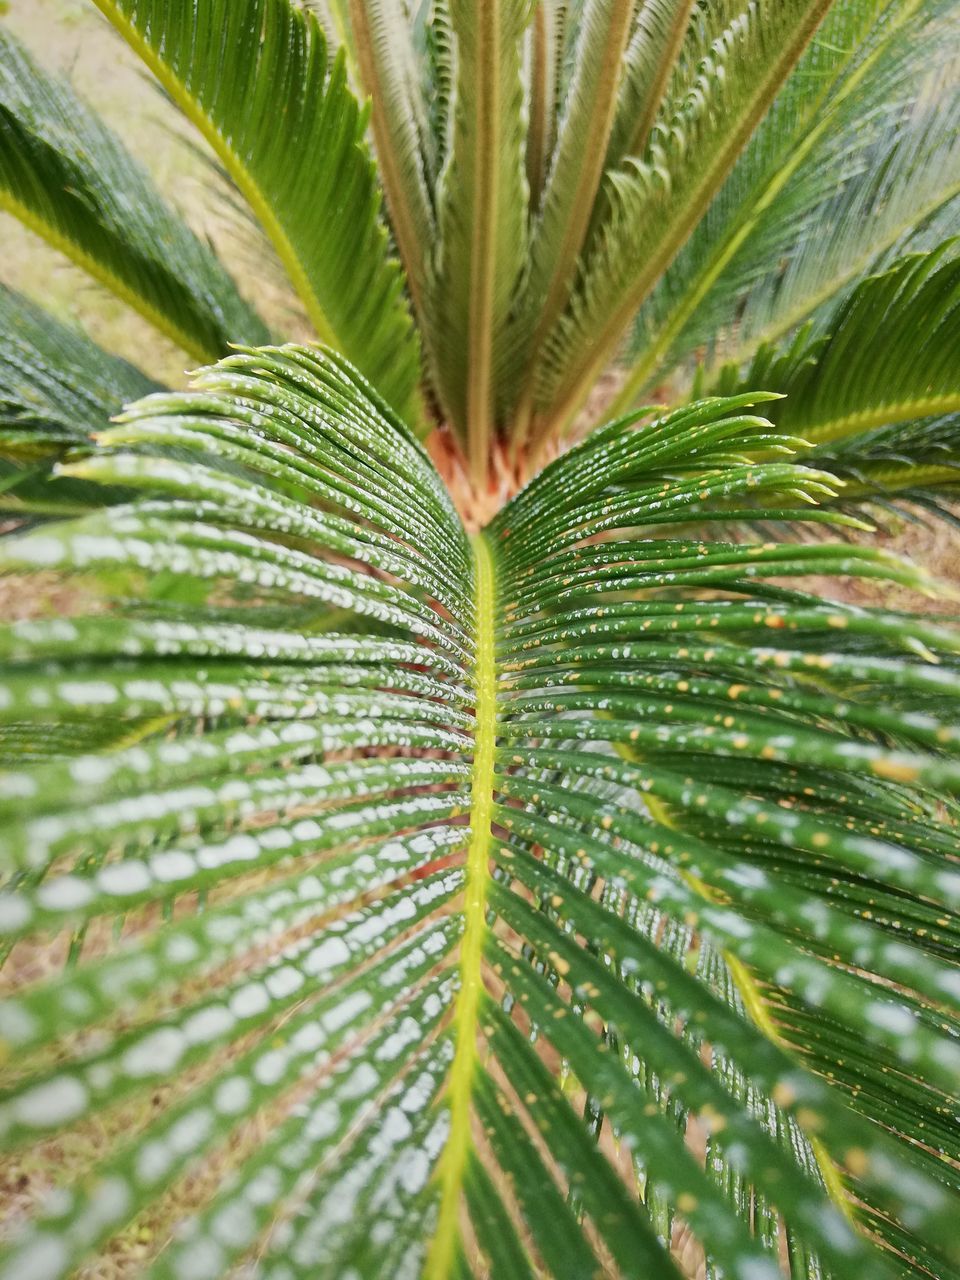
{"left": 614, "top": 0, "right": 960, "bottom": 409}
{"left": 0, "top": 27, "right": 267, "bottom": 361}
{"left": 0, "top": 288, "right": 155, "bottom": 449}
{"left": 90, "top": 0, "right": 423, "bottom": 423}
{"left": 530, "top": 0, "right": 841, "bottom": 435}
{"left": 523, "top": 1, "right": 564, "bottom": 210}
{"left": 507, "top": 0, "right": 636, "bottom": 419}
{"left": 604, "top": 0, "right": 695, "bottom": 170}
{"left": 0, "top": 366, "right": 958, "bottom": 1279}
{"left": 703, "top": 245, "right": 960, "bottom": 512}
{"left": 0, "top": 286, "right": 158, "bottom": 514}
{"left": 427, "top": 0, "right": 532, "bottom": 471}
{"left": 771, "top": 245, "right": 960, "bottom": 444}
{"left": 349, "top": 0, "right": 437, "bottom": 324}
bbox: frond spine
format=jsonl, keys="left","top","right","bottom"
{"left": 425, "top": 532, "right": 498, "bottom": 1275}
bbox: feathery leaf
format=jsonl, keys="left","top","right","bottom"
{"left": 509, "top": 0, "right": 636, "bottom": 415}
{"left": 707, "top": 245, "right": 960, "bottom": 486}
{"left": 0, "top": 287, "right": 157, "bottom": 515}
{"left": 350, "top": 0, "right": 436, "bottom": 322}
{"left": 90, "top": 0, "right": 423, "bottom": 423}
{"left": 616, "top": 0, "right": 960, "bottom": 409}
{"left": 0, "top": 27, "right": 267, "bottom": 361}
{"left": 0, "top": 360, "right": 957, "bottom": 1276}
{"left": 428, "top": 0, "right": 532, "bottom": 470}
{"left": 533, "top": 0, "right": 838, "bottom": 435}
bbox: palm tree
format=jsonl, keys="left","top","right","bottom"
{"left": 0, "top": 1, "right": 958, "bottom": 1276}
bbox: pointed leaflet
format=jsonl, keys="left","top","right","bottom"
{"left": 0, "top": 363, "right": 958, "bottom": 1276}
{"left": 90, "top": 0, "right": 422, "bottom": 423}
{"left": 0, "top": 27, "right": 266, "bottom": 361}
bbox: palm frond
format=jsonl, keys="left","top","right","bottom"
{"left": 0, "top": 287, "right": 156, "bottom": 451}
{"left": 508, "top": 0, "right": 636, "bottom": 416}
{"left": 350, "top": 0, "right": 436, "bottom": 322}
{"left": 0, "top": 287, "right": 158, "bottom": 515}
{"left": 427, "top": 0, "right": 532, "bottom": 471}
{"left": 422, "top": 0, "right": 456, "bottom": 182}
{"left": 614, "top": 0, "right": 960, "bottom": 410}
{"left": 0, "top": 27, "right": 267, "bottom": 362}
{"left": 804, "top": 413, "right": 960, "bottom": 517}
{"left": 305, "top": 0, "right": 361, "bottom": 81}
{"left": 531, "top": 0, "right": 843, "bottom": 436}
{"left": 604, "top": 0, "right": 695, "bottom": 170}
{"left": 711, "top": 246, "right": 960, "bottom": 461}
{"left": 90, "top": 0, "right": 423, "bottom": 424}
{"left": 0, "top": 356, "right": 957, "bottom": 1277}
{"left": 523, "top": 1, "right": 564, "bottom": 209}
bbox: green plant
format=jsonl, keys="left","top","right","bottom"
{"left": 0, "top": 2, "right": 959, "bottom": 1277}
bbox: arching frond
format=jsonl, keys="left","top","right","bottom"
{"left": 523, "top": 1, "right": 564, "bottom": 209}
{"left": 614, "top": 0, "right": 960, "bottom": 411}
{"left": 706, "top": 245, "right": 960, "bottom": 520}
{"left": 90, "top": 0, "right": 423, "bottom": 424}
{"left": 706, "top": 246, "right": 960, "bottom": 489}
{"left": 422, "top": 0, "right": 455, "bottom": 181}
{"left": 532, "top": 0, "right": 834, "bottom": 436}
{"left": 350, "top": 0, "right": 436, "bottom": 322}
{"left": 0, "top": 287, "right": 157, "bottom": 515}
{"left": 428, "top": 0, "right": 532, "bottom": 471}
{"left": 305, "top": 0, "right": 361, "bottom": 82}
{"left": 508, "top": 0, "right": 636, "bottom": 414}
{"left": 773, "top": 246, "right": 960, "bottom": 445}
{"left": 0, "top": 28, "right": 267, "bottom": 362}
{"left": 807, "top": 413, "right": 960, "bottom": 516}
{"left": 0, "top": 353, "right": 957, "bottom": 1278}
{"left": 604, "top": 0, "right": 694, "bottom": 171}
{"left": 0, "top": 288, "right": 156, "bottom": 452}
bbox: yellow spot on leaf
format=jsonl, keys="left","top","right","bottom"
{"left": 772, "top": 1082, "right": 797, "bottom": 1107}
{"left": 871, "top": 758, "right": 919, "bottom": 783}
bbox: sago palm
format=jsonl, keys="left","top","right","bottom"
{"left": 0, "top": 2, "right": 959, "bottom": 1277}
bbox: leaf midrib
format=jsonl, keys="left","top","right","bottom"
{"left": 425, "top": 531, "right": 497, "bottom": 1278}
{"left": 465, "top": 4, "right": 505, "bottom": 481}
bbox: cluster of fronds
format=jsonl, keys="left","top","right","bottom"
{"left": 0, "top": 2, "right": 958, "bottom": 1278}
